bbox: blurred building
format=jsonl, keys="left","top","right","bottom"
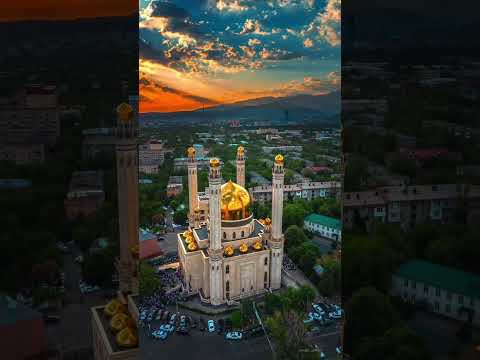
{"left": 167, "top": 176, "right": 183, "bottom": 198}
{"left": 0, "top": 295, "right": 47, "bottom": 360}
{"left": 64, "top": 171, "right": 105, "bottom": 221}
{"left": 249, "top": 181, "right": 341, "bottom": 203}
{"left": 304, "top": 213, "right": 342, "bottom": 242}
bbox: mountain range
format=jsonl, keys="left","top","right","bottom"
{"left": 140, "top": 91, "right": 340, "bottom": 126}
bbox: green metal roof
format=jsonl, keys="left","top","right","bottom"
{"left": 395, "top": 260, "right": 480, "bottom": 299}
{"left": 304, "top": 213, "right": 342, "bottom": 231}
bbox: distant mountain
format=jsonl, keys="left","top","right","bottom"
{"left": 141, "top": 91, "right": 340, "bottom": 126}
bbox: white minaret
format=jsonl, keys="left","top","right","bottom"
{"left": 187, "top": 146, "right": 198, "bottom": 228}
{"left": 115, "top": 103, "right": 139, "bottom": 295}
{"left": 269, "top": 154, "right": 285, "bottom": 290}
{"left": 208, "top": 158, "right": 224, "bottom": 305}
{"left": 236, "top": 146, "right": 245, "bottom": 188}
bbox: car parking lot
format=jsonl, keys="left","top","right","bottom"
{"left": 139, "top": 306, "right": 273, "bottom": 360}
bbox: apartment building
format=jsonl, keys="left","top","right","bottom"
{"left": 249, "top": 181, "right": 340, "bottom": 203}
{"left": 343, "top": 184, "right": 480, "bottom": 230}
{"left": 391, "top": 260, "right": 480, "bottom": 326}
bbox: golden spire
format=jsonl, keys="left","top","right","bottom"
{"left": 187, "top": 146, "right": 196, "bottom": 158}
{"left": 210, "top": 158, "right": 220, "bottom": 168}
{"left": 237, "top": 146, "right": 245, "bottom": 155}
{"left": 239, "top": 243, "right": 248, "bottom": 253}
{"left": 224, "top": 245, "right": 234, "bottom": 257}
{"left": 274, "top": 154, "right": 284, "bottom": 164}
{"left": 116, "top": 103, "right": 134, "bottom": 123}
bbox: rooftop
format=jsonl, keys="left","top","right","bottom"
{"left": 395, "top": 260, "right": 480, "bottom": 299}
{"left": 304, "top": 213, "right": 342, "bottom": 231}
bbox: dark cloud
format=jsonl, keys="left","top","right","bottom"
{"left": 150, "top": 1, "right": 190, "bottom": 18}
{"left": 139, "top": 38, "right": 166, "bottom": 64}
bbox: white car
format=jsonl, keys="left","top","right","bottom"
{"left": 336, "top": 346, "right": 342, "bottom": 354}
{"left": 160, "top": 324, "right": 174, "bottom": 333}
{"left": 225, "top": 331, "right": 243, "bottom": 340}
{"left": 312, "top": 304, "right": 325, "bottom": 314}
{"left": 328, "top": 309, "right": 342, "bottom": 319}
{"left": 309, "top": 311, "right": 323, "bottom": 321}
{"left": 152, "top": 330, "right": 168, "bottom": 340}
{"left": 207, "top": 320, "right": 215, "bottom": 332}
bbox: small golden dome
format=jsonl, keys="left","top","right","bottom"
{"left": 185, "top": 235, "right": 194, "bottom": 244}
{"left": 259, "top": 218, "right": 265, "bottom": 225}
{"left": 110, "top": 312, "right": 130, "bottom": 333}
{"left": 116, "top": 103, "right": 133, "bottom": 122}
{"left": 187, "top": 242, "right": 198, "bottom": 251}
{"left": 264, "top": 217, "right": 272, "bottom": 225}
{"left": 224, "top": 245, "right": 234, "bottom": 257}
{"left": 210, "top": 158, "right": 220, "bottom": 168}
{"left": 187, "top": 147, "right": 196, "bottom": 158}
{"left": 221, "top": 180, "right": 251, "bottom": 220}
{"left": 253, "top": 241, "right": 262, "bottom": 250}
{"left": 116, "top": 327, "right": 138, "bottom": 348}
{"left": 239, "top": 243, "right": 248, "bottom": 253}
{"left": 194, "top": 206, "right": 201, "bottom": 213}
{"left": 104, "top": 299, "right": 125, "bottom": 318}
{"left": 274, "top": 154, "right": 284, "bottom": 164}
{"left": 237, "top": 146, "right": 245, "bottom": 155}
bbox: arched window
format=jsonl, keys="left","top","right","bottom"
{"left": 226, "top": 265, "right": 230, "bottom": 274}
{"left": 226, "top": 281, "right": 230, "bottom": 291}
{"left": 264, "top": 272, "right": 268, "bottom": 282}
{"left": 264, "top": 257, "right": 268, "bottom": 265}
{"left": 233, "top": 232, "right": 236, "bottom": 239}
{"left": 241, "top": 231, "right": 244, "bottom": 237}
{"left": 223, "top": 232, "right": 226, "bottom": 239}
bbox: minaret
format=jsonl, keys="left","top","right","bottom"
{"left": 187, "top": 146, "right": 198, "bottom": 228}
{"left": 115, "top": 102, "right": 139, "bottom": 295}
{"left": 269, "top": 154, "right": 285, "bottom": 290}
{"left": 208, "top": 158, "right": 224, "bottom": 305}
{"left": 236, "top": 146, "right": 245, "bottom": 188}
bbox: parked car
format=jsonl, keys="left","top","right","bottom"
{"left": 152, "top": 330, "right": 168, "bottom": 340}
{"left": 312, "top": 303, "right": 325, "bottom": 315}
{"left": 207, "top": 319, "right": 215, "bottom": 332}
{"left": 160, "top": 324, "right": 175, "bottom": 333}
{"left": 169, "top": 313, "right": 177, "bottom": 325}
{"left": 225, "top": 331, "right": 243, "bottom": 340}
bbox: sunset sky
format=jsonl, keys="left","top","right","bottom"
{"left": 139, "top": 0, "right": 340, "bottom": 113}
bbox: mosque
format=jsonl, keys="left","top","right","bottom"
{"left": 177, "top": 146, "right": 285, "bottom": 305}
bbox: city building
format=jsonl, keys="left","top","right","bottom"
{"left": 64, "top": 171, "right": 105, "bottom": 221}
{"left": 262, "top": 145, "right": 302, "bottom": 155}
{"left": 139, "top": 162, "right": 159, "bottom": 174}
{"left": 0, "top": 295, "right": 47, "bottom": 360}
{"left": 174, "top": 156, "right": 215, "bottom": 172}
{"left": 249, "top": 181, "right": 340, "bottom": 203}
{"left": 391, "top": 260, "right": 480, "bottom": 326}
{"left": 139, "top": 229, "right": 162, "bottom": 261}
{"left": 343, "top": 184, "right": 480, "bottom": 231}
{"left": 139, "top": 140, "right": 165, "bottom": 167}
{"left": 178, "top": 146, "right": 285, "bottom": 305}
{"left": 0, "top": 143, "right": 45, "bottom": 164}
{"left": 304, "top": 213, "right": 342, "bottom": 242}
{"left": 91, "top": 103, "right": 139, "bottom": 360}
{"left": 167, "top": 176, "right": 183, "bottom": 198}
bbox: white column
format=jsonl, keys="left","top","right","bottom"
{"left": 236, "top": 146, "right": 245, "bottom": 188}
{"left": 187, "top": 147, "right": 198, "bottom": 228}
{"left": 270, "top": 154, "right": 285, "bottom": 290}
{"left": 208, "top": 158, "right": 224, "bottom": 305}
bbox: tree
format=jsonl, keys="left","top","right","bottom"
{"left": 283, "top": 203, "right": 308, "bottom": 229}
{"left": 316, "top": 255, "right": 340, "bottom": 296}
{"left": 82, "top": 251, "right": 115, "bottom": 286}
{"left": 344, "top": 287, "right": 401, "bottom": 355}
{"left": 285, "top": 225, "right": 308, "bottom": 250}
{"left": 139, "top": 263, "right": 162, "bottom": 298}
{"left": 173, "top": 209, "right": 188, "bottom": 225}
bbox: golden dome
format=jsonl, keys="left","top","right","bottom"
{"left": 116, "top": 103, "right": 133, "bottom": 122}
{"left": 104, "top": 299, "right": 125, "bottom": 318}
{"left": 116, "top": 327, "right": 138, "bottom": 348}
{"left": 239, "top": 243, "right": 248, "bottom": 253}
{"left": 210, "top": 158, "right": 220, "bottom": 168}
{"left": 224, "top": 245, "right": 234, "bottom": 257}
{"left": 221, "top": 180, "right": 251, "bottom": 220}
{"left": 110, "top": 312, "right": 130, "bottom": 333}
{"left": 194, "top": 206, "right": 201, "bottom": 214}
{"left": 274, "top": 154, "right": 284, "bottom": 164}
{"left": 253, "top": 241, "right": 262, "bottom": 250}
{"left": 185, "top": 235, "right": 194, "bottom": 244}
{"left": 187, "top": 242, "right": 198, "bottom": 251}
{"left": 187, "top": 147, "right": 195, "bottom": 158}
{"left": 237, "top": 146, "right": 245, "bottom": 155}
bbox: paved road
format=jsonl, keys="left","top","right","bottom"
{"left": 159, "top": 228, "right": 183, "bottom": 254}
{"left": 45, "top": 243, "right": 105, "bottom": 357}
